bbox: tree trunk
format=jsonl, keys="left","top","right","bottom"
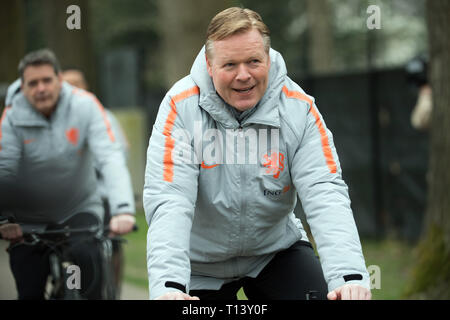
{"left": 305, "top": 0, "right": 334, "bottom": 75}
{"left": 41, "top": 0, "right": 97, "bottom": 92}
{"left": 157, "top": 0, "right": 233, "bottom": 88}
{"left": 406, "top": 0, "right": 450, "bottom": 299}
{"left": 0, "top": 1, "right": 25, "bottom": 108}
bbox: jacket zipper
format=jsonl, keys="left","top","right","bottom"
{"left": 238, "top": 126, "right": 247, "bottom": 256}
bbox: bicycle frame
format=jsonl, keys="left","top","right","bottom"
{"left": 2, "top": 223, "right": 113, "bottom": 300}
{"left": 1, "top": 217, "right": 137, "bottom": 300}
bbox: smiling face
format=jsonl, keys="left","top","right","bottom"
{"left": 206, "top": 28, "right": 271, "bottom": 112}
{"left": 21, "top": 64, "right": 62, "bottom": 117}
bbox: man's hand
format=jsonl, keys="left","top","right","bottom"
{"left": 0, "top": 223, "right": 23, "bottom": 242}
{"left": 109, "top": 214, "right": 135, "bottom": 235}
{"left": 327, "top": 284, "right": 371, "bottom": 300}
{"left": 156, "top": 291, "right": 200, "bottom": 300}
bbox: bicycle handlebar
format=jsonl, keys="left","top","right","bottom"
{"left": 104, "top": 224, "right": 139, "bottom": 232}
{"left": 0, "top": 224, "right": 101, "bottom": 240}
{"left": 0, "top": 223, "right": 138, "bottom": 240}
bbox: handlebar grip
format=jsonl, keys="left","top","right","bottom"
{"left": 104, "top": 224, "right": 138, "bottom": 233}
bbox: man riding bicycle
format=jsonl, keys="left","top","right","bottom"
{"left": 144, "top": 7, "right": 371, "bottom": 300}
{"left": 0, "top": 49, "right": 136, "bottom": 299}
{"left": 61, "top": 68, "right": 131, "bottom": 296}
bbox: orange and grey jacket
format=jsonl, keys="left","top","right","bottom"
{"left": 144, "top": 47, "right": 370, "bottom": 299}
{"left": 0, "top": 82, "right": 135, "bottom": 224}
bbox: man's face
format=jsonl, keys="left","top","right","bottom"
{"left": 206, "top": 29, "right": 271, "bottom": 112}
{"left": 62, "top": 70, "right": 88, "bottom": 90}
{"left": 21, "top": 64, "right": 62, "bottom": 117}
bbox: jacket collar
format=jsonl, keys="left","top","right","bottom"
{"left": 190, "top": 46, "right": 287, "bottom": 129}
{"left": 10, "top": 82, "right": 72, "bottom": 127}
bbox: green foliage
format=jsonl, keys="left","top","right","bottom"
{"left": 361, "top": 238, "right": 415, "bottom": 299}
{"left": 238, "top": 0, "right": 427, "bottom": 76}
{"left": 404, "top": 224, "right": 450, "bottom": 299}
{"left": 89, "top": 0, "right": 160, "bottom": 52}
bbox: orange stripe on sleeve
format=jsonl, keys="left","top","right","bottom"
{"left": 72, "top": 88, "right": 115, "bottom": 142}
{"left": 162, "top": 86, "right": 200, "bottom": 182}
{"left": 0, "top": 106, "right": 12, "bottom": 151}
{"left": 282, "top": 86, "right": 337, "bottom": 174}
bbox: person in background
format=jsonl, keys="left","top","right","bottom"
{"left": 406, "top": 55, "right": 432, "bottom": 131}
{"left": 62, "top": 68, "right": 131, "bottom": 296}
{"left": 0, "top": 49, "right": 135, "bottom": 299}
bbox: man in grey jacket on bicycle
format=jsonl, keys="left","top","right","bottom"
{"left": 144, "top": 7, "right": 371, "bottom": 300}
{"left": 0, "top": 49, "right": 135, "bottom": 299}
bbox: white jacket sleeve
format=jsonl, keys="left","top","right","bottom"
{"left": 85, "top": 95, "right": 135, "bottom": 216}
{"left": 143, "top": 94, "right": 200, "bottom": 299}
{"left": 290, "top": 97, "right": 370, "bottom": 292}
{"left": 0, "top": 107, "right": 21, "bottom": 207}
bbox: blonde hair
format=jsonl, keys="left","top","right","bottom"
{"left": 205, "top": 7, "right": 271, "bottom": 59}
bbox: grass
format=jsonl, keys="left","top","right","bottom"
{"left": 360, "top": 237, "right": 416, "bottom": 300}
{"left": 122, "top": 210, "right": 148, "bottom": 289}
{"left": 122, "top": 210, "right": 417, "bottom": 300}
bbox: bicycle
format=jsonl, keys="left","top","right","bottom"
{"left": 0, "top": 214, "right": 135, "bottom": 300}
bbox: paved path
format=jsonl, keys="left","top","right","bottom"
{"left": 0, "top": 241, "right": 148, "bottom": 300}
{"left": 0, "top": 242, "right": 16, "bottom": 300}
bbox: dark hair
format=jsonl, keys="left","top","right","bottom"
{"left": 405, "top": 55, "right": 429, "bottom": 87}
{"left": 18, "top": 49, "right": 61, "bottom": 80}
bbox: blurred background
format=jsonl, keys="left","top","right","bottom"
{"left": 1, "top": 0, "right": 448, "bottom": 300}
